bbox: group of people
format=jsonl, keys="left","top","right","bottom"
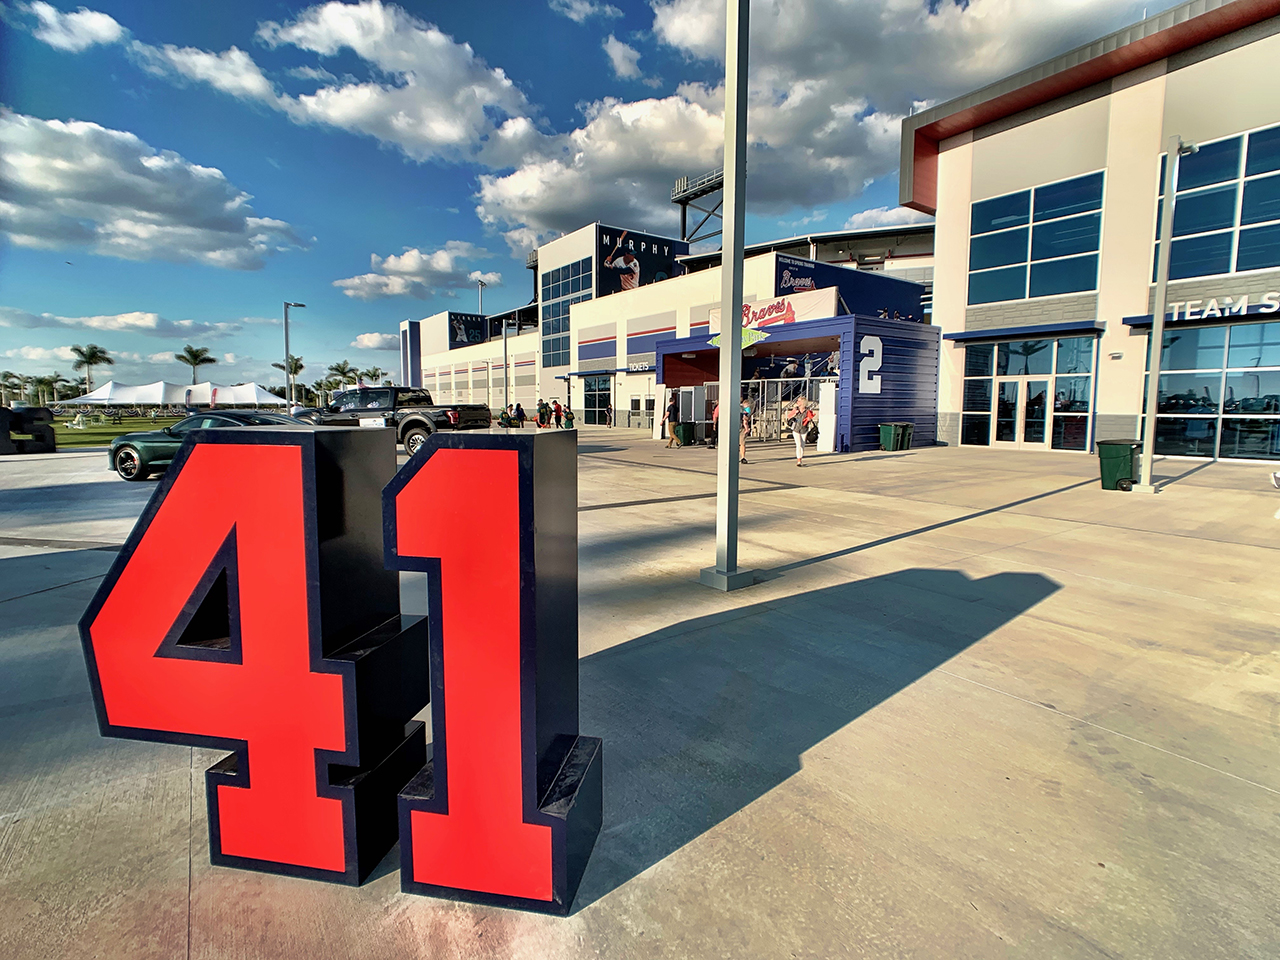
{"left": 498, "top": 399, "right": 576, "bottom": 428}
{"left": 660, "top": 390, "right": 817, "bottom": 466}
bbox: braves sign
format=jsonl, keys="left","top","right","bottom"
{"left": 80, "top": 427, "right": 601, "bottom": 914}
{"left": 708, "top": 287, "right": 839, "bottom": 332}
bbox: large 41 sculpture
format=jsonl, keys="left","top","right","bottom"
{"left": 80, "top": 426, "right": 602, "bottom": 914}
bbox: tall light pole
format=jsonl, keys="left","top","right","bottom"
{"left": 700, "top": 0, "right": 753, "bottom": 592}
{"left": 283, "top": 301, "right": 305, "bottom": 406}
{"left": 1135, "top": 136, "right": 1196, "bottom": 493}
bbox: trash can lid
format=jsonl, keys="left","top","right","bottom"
{"left": 1096, "top": 438, "right": 1142, "bottom": 445}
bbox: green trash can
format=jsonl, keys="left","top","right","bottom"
{"left": 674, "top": 422, "right": 694, "bottom": 446}
{"left": 898, "top": 422, "right": 915, "bottom": 450}
{"left": 1097, "top": 439, "right": 1142, "bottom": 490}
{"left": 878, "top": 423, "right": 900, "bottom": 451}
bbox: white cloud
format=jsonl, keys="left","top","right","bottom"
{"left": 0, "top": 305, "right": 241, "bottom": 339}
{"left": 603, "top": 35, "right": 642, "bottom": 80}
{"left": 334, "top": 240, "right": 502, "bottom": 300}
{"left": 129, "top": 42, "right": 276, "bottom": 101}
{"left": 549, "top": 0, "right": 623, "bottom": 23}
{"left": 24, "top": 1, "right": 123, "bottom": 51}
{"left": 0, "top": 110, "right": 305, "bottom": 268}
{"left": 478, "top": 0, "right": 1160, "bottom": 244}
{"left": 3, "top": 345, "right": 76, "bottom": 362}
{"left": 842, "top": 205, "right": 935, "bottom": 230}
{"left": 20, "top": 0, "right": 1164, "bottom": 243}
{"left": 258, "top": 0, "right": 531, "bottom": 163}
{"left": 146, "top": 351, "right": 174, "bottom": 363}
{"left": 351, "top": 332, "right": 399, "bottom": 349}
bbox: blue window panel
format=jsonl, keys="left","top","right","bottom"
{"left": 1228, "top": 321, "right": 1280, "bottom": 368}
{"left": 1158, "top": 153, "right": 1167, "bottom": 196}
{"left": 1028, "top": 254, "right": 1097, "bottom": 297}
{"left": 571, "top": 275, "right": 582, "bottom": 293}
{"left": 1169, "top": 232, "right": 1233, "bottom": 279}
{"left": 1172, "top": 185, "right": 1237, "bottom": 237}
{"left": 964, "top": 343, "right": 994, "bottom": 377}
{"left": 1241, "top": 174, "right": 1280, "bottom": 225}
{"left": 1034, "top": 172, "right": 1103, "bottom": 221}
{"left": 1177, "top": 137, "right": 1241, "bottom": 190}
{"left": 1236, "top": 223, "right": 1280, "bottom": 272}
{"left": 1246, "top": 126, "right": 1280, "bottom": 177}
{"left": 969, "top": 228, "right": 1027, "bottom": 270}
{"left": 1031, "top": 212, "right": 1101, "bottom": 261}
{"left": 971, "top": 191, "right": 1030, "bottom": 235}
{"left": 1150, "top": 325, "right": 1225, "bottom": 372}
{"left": 967, "top": 265, "right": 1026, "bottom": 304}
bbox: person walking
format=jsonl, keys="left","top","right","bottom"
{"left": 710, "top": 400, "right": 719, "bottom": 448}
{"left": 536, "top": 399, "right": 548, "bottom": 428}
{"left": 553, "top": 400, "right": 563, "bottom": 428}
{"left": 606, "top": 402, "right": 613, "bottom": 428}
{"left": 515, "top": 402, "right": 527, "bottom": 427}
{"left": 785, "top": 395, "right": 814, "bottom": 466}
{"left": 739, "top": 397, "right": 752, "bottom": 463}
{"left": 563, "top": 405, "right": 576, "bottom": 429}
{"left": 661, "top": 391, "right": 681, "bottom": 448}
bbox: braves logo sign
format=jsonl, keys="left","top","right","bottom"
{"left": 80, "top": 427, "right": 601, "bottom": 914}
{"left": 744, "top": 298, "right": 798, "bottom": 328}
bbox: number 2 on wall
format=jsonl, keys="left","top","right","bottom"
{"left": 859, "top": 335, "right": 884, "bottom": 394}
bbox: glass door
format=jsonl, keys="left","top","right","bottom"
{"left": 993, "top": 378, "right": 1051, "bottom": 449}
{"left": 1022, "top": 379, "right": 1050, "bottom": 449}
{"left": 994, "top": 380, "right": 1019, "bottom": 444}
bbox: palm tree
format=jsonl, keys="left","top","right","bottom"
{"left": 46, "top": 372, "right": 70, "bottom": 404}
{"left": 327, "top": 359, "right": 358, "bottom": 387}
{"left": 175, "top": 345, "right": 217, "bottom": 385}
{"left": 272, "top": 354, "right": 304, "bottom": 403}
{"left": 359, "top": 366, "right": 386, "bottom": 385}
{"left": 71, "top": 344, "right": 113, "bottom": 392}
{"left": 0, "top": 370, "right": 20, "bottom": 407}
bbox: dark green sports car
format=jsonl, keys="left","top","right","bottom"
{"left": 108, "top": 411, "right": 305, "bottom": 481}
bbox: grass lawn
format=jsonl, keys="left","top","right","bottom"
{"left": 49, "top": 417, "right": 184, "bottom": 449}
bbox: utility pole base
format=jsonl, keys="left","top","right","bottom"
{"left": 1131, "top": 484, "right": 1161, "bottom": 495}
{"left": 700, "top": 566, "right": 757, "bottom": 592}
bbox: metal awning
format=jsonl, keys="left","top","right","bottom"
{"left": 942, "top": 320, "right": 1105, "bottom": 341}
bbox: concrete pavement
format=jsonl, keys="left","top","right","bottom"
{"left": 1, "top": 430, "right": 1278, "bottom": 958}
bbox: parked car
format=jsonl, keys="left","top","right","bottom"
{"left": 293, "top": 386, "right": 491, "bottom": 455}
{"left": 108, "top": 411, "right": 305, "bottom": 481}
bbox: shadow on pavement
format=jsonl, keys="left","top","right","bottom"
{"left": 767, "top": 479, "right": 1095, "bottom": 576}
{"left": 574, "top": 566, "right": 1059, "bottom": 910}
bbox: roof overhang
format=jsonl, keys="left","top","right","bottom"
{"left": 943, "top": 320, "right": 1105, "bottom": 341}
{"left": 900, "top": 0, "right": 1280, "bottom": 215}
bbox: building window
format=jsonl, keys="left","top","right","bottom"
{"left": 540, "top": 256, "right": 593, "bottom": 366}
{"left": 1153, "top": 122, "right": 1280, "bottom": 281}
{"left": 1143, "top": 321, "right": 1280, "bottom": 459}
{"left": 961, "top": 337, "right": 1095, "bottom": 449}
{"left": 968, "top": 172, "right": 1103, "bottom": 305}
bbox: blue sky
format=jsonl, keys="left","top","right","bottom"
{"left": 1, "top": 0, "right": 1173, "bottom": 388}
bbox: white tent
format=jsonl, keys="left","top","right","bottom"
{"left": 74, "top": 381, "right": 286, "bottom": 406}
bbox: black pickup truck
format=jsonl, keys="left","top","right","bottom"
{"left": 295, "top": 386, "right": 491, "bottom": 455}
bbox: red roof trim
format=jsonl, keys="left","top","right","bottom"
{"left": 906, "top": 0, "right": 1280, "bottom": 215}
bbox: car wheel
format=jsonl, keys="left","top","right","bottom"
{"left": 114, "top": 446, "right": 149, "bottom": 481}
{"left": 402, "top": 426, "right": 432, "bottom": 456}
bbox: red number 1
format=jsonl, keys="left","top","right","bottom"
{"left": 385, "top": 432, "right": 602, "bottom": 914}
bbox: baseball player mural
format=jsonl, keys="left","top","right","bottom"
{"left": 596, "top": 226, "right": 688, "bottom": 297}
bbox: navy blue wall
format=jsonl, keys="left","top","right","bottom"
{"left": 842, "top": 317, "right": 940, "bottom": 453}
{"left": 774, "top": 255, "right": 924, "bottom": 322}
